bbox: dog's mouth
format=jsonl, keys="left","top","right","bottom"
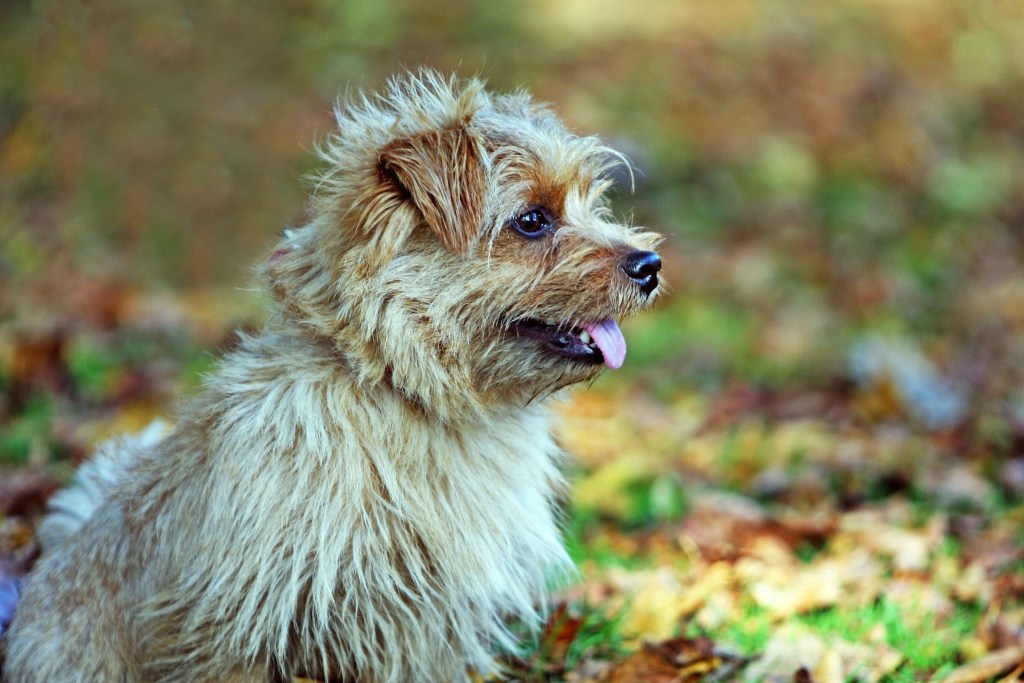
{"left": 509, "top": 318, "right": 627, "bottom": 369}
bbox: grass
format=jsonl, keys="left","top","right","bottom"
{"left": 504, "top": 601, "right": 631, "bottom": 681}
{"left": 0, "top": 395, "right": 53, "bottom": 463}
{"left": 510, "top": 589, "right": 967, "bottom": 683}
{"left": 690, "top": 608, "right": 774, "bottom": 654}
{"left": 682, "top": 595, "right": 983, "bottom": 682}
{"left": 67, "top": 336, "right": 123, "bottom": 401}
{"left": 563, "top": 490, "right": 986, "bottom": 682}
{"left": 801, "top": 598, "right": 979, "bottom": 674}
{"left": 563, "top": 511, "right": 652, "bottom": 571}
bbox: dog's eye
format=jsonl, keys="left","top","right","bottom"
{"left": 510, "top": 208, "right": 553, "bottom": 239}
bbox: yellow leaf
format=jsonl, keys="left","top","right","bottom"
{"left": 572, "top": 455, "right": 653, "bottom": 518}
{"left": 610, "top": 567, "right": 689, "bottom": 644}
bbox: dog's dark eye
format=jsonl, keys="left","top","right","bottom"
{"left": 510, "top": 208, "right": 553, "bottom": 239}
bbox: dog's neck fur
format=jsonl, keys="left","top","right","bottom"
{"left": 157, "top": 322, "right": 572, "bottom": 679}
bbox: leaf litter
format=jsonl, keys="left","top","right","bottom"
{"left": 540, "top": 384, "right": 1024, "bottom": 682}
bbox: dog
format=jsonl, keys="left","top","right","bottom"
{"left": 2, "top": 70, "right": 662, "bottom": 683}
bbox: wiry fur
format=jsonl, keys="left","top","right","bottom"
{"left": 2, "top": 71, "right": 661, "bottom": 683}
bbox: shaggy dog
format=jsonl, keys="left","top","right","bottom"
{"left": 2, "top": 71, "right": 662, "bottom": 682}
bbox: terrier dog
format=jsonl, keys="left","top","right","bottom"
{"left": 2, "top": 71, "right": 662, "bottom": 682}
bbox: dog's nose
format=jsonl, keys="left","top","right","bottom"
{"left": 621, "top": 250, "right": 662, "bottom": 296}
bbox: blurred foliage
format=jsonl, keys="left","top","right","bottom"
{"left": 2, "top": 0, "right": 1023, "bottom": 397}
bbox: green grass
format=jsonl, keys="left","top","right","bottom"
{"left": 0, "top": 395, "right": 54, "bottom": 463}
{"left": 564, "top": 506, "right": 983, "bottom": 678}
{"left": 690, "top": 607, "right": 774, "bottom": 654}
{"left": 567, "top": 465, "right": 689, "bottom": 534}
{"left": 803, "top": 598, "right": 979, "bottom": 677}
{"left": 66, "top": 330, "right": 219, "bottom": 402}
{"left": 503, "top": 602, "right": 631, "bottom": 681}
{"left": 563, "top": 511, "right": 651, "bottom": 570}
{"left": 692, "top": 596, "right": 983, "bottom": 682}
{"left": 179, "top": 350, "right": 218, "bottom": 391}
{"left": 67, "top": 337, "right": 123, "bottom": 401}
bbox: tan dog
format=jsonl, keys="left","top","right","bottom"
{"left": 2, "top": 71, "right": 661, "bottom": 683}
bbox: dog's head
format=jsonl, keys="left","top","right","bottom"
{"left": 266, "top": 71, "right": 662, "bottom": 420}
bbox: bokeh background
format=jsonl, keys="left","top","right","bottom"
{"left": 5, "top": 1, "right": 1024, "bottom": 397}
{"left": 3, "top": 1, "right": 1024, "bottom": 679}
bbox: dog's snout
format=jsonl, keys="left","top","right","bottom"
{"left": 621, "top": 250, "right": 662, "bottom": 296}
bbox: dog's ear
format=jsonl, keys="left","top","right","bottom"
{"left": 379, "top": 127, "right": 486, "bottom": 252}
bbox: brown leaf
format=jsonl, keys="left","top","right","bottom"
{"left": 603, "top": 644, "right": 680, "bottom": 683}
{"left": 8, "top": 328, "right": 75, "bottom": 408}
{"left": 934, "top": 647, "right": 1024, "bottom": 683}
{"left": 793, "top": 667, "right": 816, "bottom": 683}
{"left": 0, "top": 472, "right": 59, "bottom": 517}
{"left": 603, "top": 636, "right": 751, "bottom": 683}
{"left": 998, "top": 665, "right": 1024, "bottom": 683}
{"left": 564, "top": 658, "right": 614, "bottom": 683}
{"left": 610, "top": 567, "right": 695, "bottom": 643}
{"left": 538, "top": 603, "right": 585, "bottom": 671}
{"left": 744, "top": 625, "right": 901, "bottom": 683}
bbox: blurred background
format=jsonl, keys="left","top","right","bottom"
{"left": 2, "top": 1, "right": 1024, "bottom": 677}
{"left": 4, "top": 0, "right": 1024, "bottom": 397}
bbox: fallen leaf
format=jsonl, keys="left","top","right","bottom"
{"left": 612, "top": 567, "right": 689, "bottom": 643}
{"left": 538, "top": 603, "right": 585, "bottom": 672}
{"left": 813, "top": 647, "right": 843, "bottom": 683}
{"left": 998, "top": 664, "right": 1024, "bottom": 683}
{"left": 0, "top": 473, "right": 59, "bottom": 517}
{"left": 934, "top": 647, "right": 1024, "bottom": 683}
{"left": 676, "top": 561, "right": 734, "bottom": 618}
{"left": 929, "top": 465, "right": 997, "bottom": 511}
{"left": 603, "top": 636, "right": 751, "bottom": 683}
{"left": 793, "top": 667, "right": 816, "bottom": 683}
{"left": 564, "top": 658, "right": 614, "bottom": 683}
{"left": 8, "top": 328, "right": 75, "bottom": 408}
{"left": 604, "top": 647, "right": 679, "bottom": 683}
{"left": 738, "top": 548, "right": 882, "bottom": 618}
{"left": 572, "top": 456, "right": 656, "bottom": 519}
{"left": 744, "top": 625, "right": 901, "bottom": 683}
{"left": 839, "top": 507, "right": 946, "bottom": 573}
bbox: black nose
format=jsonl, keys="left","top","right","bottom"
{"left": 621, "top": 250, "right": 662, "bottom": 296}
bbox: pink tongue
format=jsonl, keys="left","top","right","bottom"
{"left": 584, "top": 319, "right": 627, "bottom": 369}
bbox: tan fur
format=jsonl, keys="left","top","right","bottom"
{"left": 2, "top": 71, "right": 661, "bottom": 683}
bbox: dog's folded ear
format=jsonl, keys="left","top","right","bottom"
{"left": 379, "top": 127, "right": 486, "bottom": 252}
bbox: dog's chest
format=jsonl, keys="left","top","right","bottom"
{"left": 285, "top": 410, "right": 570, "bottom": 678}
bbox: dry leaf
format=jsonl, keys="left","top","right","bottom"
{"left": 0, "top": 473, "right": 59, "bottom": 517}
{"left": 934, "top": 647, "right": 1024, "bottom": 683}
{"left": 603, "top": 636, "right": 750, "bottom": 683}
{"left": 739, "top": 548, "right": 882, "bottom": 618}
{"left": 998, "top": 664, "right": 1024, "bottom": 683}
{"left": 538, "top": 603, "right": 585, "bottom": 671}
{"left": 604, "top": 646, "right": 680, "bottom": 683}
{"left": 613, "top": 567, "right": 689, "bottom": 643}
{"left": 564, "top": 658, "right": 614, "bottom": 683}
{"left": 572, "top": 456, "right": 655, "bottom": 519}
{"left": 744, "top": 625, "right": 901, "bottom": 683}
